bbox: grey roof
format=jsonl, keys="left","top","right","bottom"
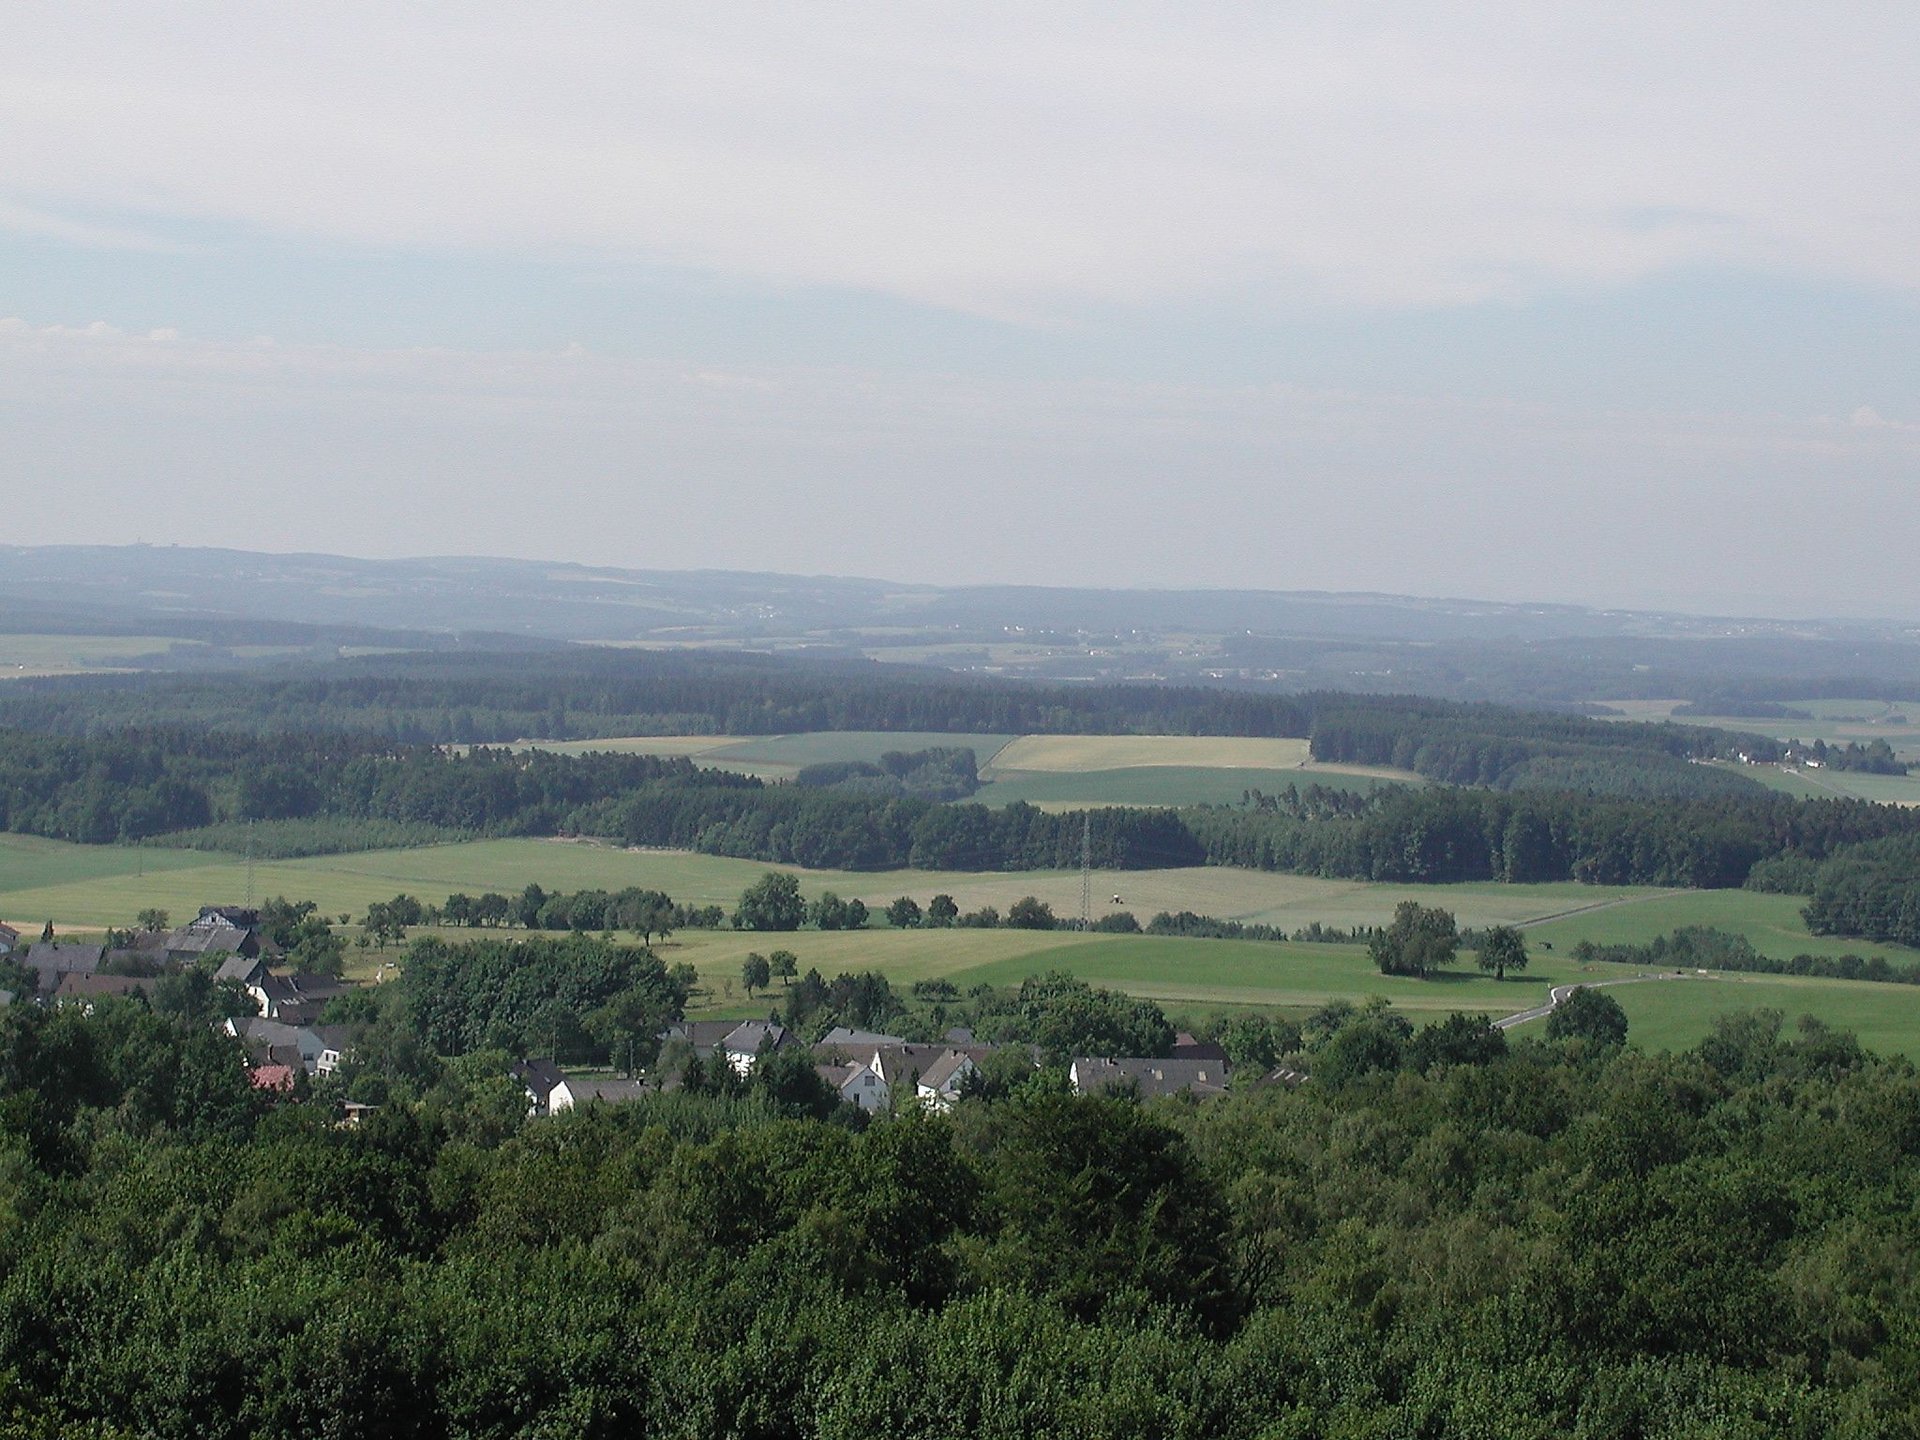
{"left": 1071, "top": 1056, "right": 1230, "bottom": 1099}
{"left": 193, "top": 906, "right": 260, "bottom": 929}
{"left": 661, "top": 1020, "right": 744, "bottom": 1057}
{"left": 24, "top": 942, "right": 104, "bottom": 986}
{"left": 819, "top": 1027, "right": 907, "bottom": 1050}
{"left": 55, "top": 973, "right": 153, "bottom": 1001}
{"left": 1170, "top": 1036, "right": 1231, "bottom": 1065}
{"left": 867, "top": 1043, "right": 997, "bottom": 1087}
{"left": 310, "top": 1024, "right": 361, "bottom": 1052}
{"left": 511, "top": 1057, "right": 568, "bottom": 1101}
{"left": 215, "top": 954, "right": 267, "bottom": 985}
{"left": 166, "top": 927, "right": 256, "bottom": 958}
{"left": 918, "top": 1050, "right": 977, "bottom": 1094}
{"left": 723, "top": 1020, "right": 793, "bottom": 1056}
{"left": 561, "top": 1077, "right": 648, "bottom": 1105}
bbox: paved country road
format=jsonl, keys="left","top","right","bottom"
{"left": 1495, "top": 972, "right": 1711, "bottom": 1030}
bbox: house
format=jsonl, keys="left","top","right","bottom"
{"left": 1069, "top": 1056, "right": 1229, "bottom": 1099}
{"left": 915, "top": 1049, "right": 980, "bottom": 1112}
{"left": 511, "top": 1057, "right": 569, "bottom": 1115}
{"left": 1170, "top": 1031, "right": 1231, "bottom": 1065}
{"left": 22, "top": 941, "right": 105, "bottom": 995}
{"left": 818, "top": 1026, "right": 908, "bottom": 1050}
{"left": 225, "top": 1016, "right": 357, "bottom": 1076}
{"left": 54, "top": 973, "right": 155, "bottom": 1008}
{"left": 816, "top": 1057, "right": 891, "bottom": 1112}
{"left": 659, "top": 1019, "right": 745, "bottom": 1058}
{"left": 0, "top": 923, "right": 19, "bottom": 956}
{"left": 164, "top": 907, "right": 267, "bottom": 965}
{"left": 720, "top": 1020, "right": 796, "bottom": 1075}
{"left": 214, "top": 953, "right": 269, "bottom": 989}
{"left": 808, "top": 1042, "right": 1006, "bottom": 1112}
{"left": 248, "top": 972, "right": 350, "bottom": 1024}
{"left": 308, "top": 1025, "right": 359, "bottom": 1076}
{"left": 550, "top": 1076, "right": 647, "bottom": 1112}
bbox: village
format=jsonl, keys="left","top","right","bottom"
{"left": 0, "top": 904, "right": 1244, "bottom": 1118}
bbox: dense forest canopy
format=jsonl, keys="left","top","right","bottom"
{"left": 0, "top": 993, "right": 1916, "bottom": 1436}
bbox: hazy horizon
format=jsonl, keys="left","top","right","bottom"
{"left": 5, "top": 6, "right": 1916, "bottom": 617}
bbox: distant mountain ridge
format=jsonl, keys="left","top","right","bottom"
{"left": 2, "top": 544, "right": 1917, "bottom": 706}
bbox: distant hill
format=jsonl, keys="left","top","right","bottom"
{"left": 2, "top": 543, "right": 1918, "bottom": 705}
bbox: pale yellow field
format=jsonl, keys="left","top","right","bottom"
{"left": 987, "top": 735, "right": 1313, "bottom": 772}
{"left": 513, "top": 736, "right": 739, "bottom": 759}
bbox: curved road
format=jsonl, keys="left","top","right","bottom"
{"left": 1494, "top": 971, "right": 1710, "bottom": 1030}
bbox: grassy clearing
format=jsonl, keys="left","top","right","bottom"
{"left": 973, "top": 765, "right": 1390, "bottom": 810}
{"left": 1731, "top": 764, "right": 1920, "bottom": 807}
{"left": 1525, "top": 888, "right": 1920, "bottom": 966}
{"left": 0, "top": 836, "right": 1686, "bottom": 934}
{"left": 0, "top": 633, "right": 199, "bottom": 678}
{"left": 1604, "top": 973, "right": 1920, "bottom": 1060}
{"left": 986, "top": 735, "right": 1313, "bottom": 772}
{"left": 8, "top": 826, "right": 1917, "bottom": 1055}
{"left": 988, "top": 763, "right": 1408, "bottom": 808}
{"left": 674, "top": 927, "right": 1920, "bottom": 1060}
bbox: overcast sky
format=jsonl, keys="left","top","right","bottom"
{"left": 3, "top": 4, "right": 1917, "bottom": 616}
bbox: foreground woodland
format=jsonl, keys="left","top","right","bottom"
{"left": 0, "top": 993, "right": 1914, "bottom": 1438}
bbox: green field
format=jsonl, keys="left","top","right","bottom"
{"left": 1728, "top": 763, "right": 1920, "bottom": 806}
{"left": 970, "top": 732, "right": 1415, "bottom": 809}
{"left": 521, "top": 729, "right": 1411, "bottom": 806}
{"left": 1604, "top": 697, "right": 1920, "bottom": 764}
{"left": 0, "top": 836, "right": 1672, "bottom": 934}
{"left": 972, "top": 764, "right": 1393, "bottom": 810}
{"left": 9, "top": 830, "right": 1920, "bottom": 1057}
{"left": 665, "top": 927, "right": 1920, "bottom": 1060}
{"left": 0, "top": 633, "right": 198, "bottom": 678}
{"left": 1607, "top": 972, "right": 1920, "bottom": 1058}
{"left": 1523, "top": 887, "right": 1920, "bottom": 966}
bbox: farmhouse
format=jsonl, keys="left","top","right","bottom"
{"left": 0, "top": 923, "right": 18, "bottom": 956}
{"left": 815, "top": 1057, "right": 890, "bottom": 1112}
{"left": 550, "top": 1076, "right": 647, "bottom": 1112}
{"left": 661, "top": 1019, "right": 800, "bottom": 1076}
{"left": 22, "top": 940, "right": 105, "bottom": 995}
{"left": 511, "top": 1057, "right": 569, "bottom": 1115}
{"left": 55, "top": 973, "right": 156, "bottom": 1009}
{"left": 165, "top": 907, "right": 267, "bottom": 964}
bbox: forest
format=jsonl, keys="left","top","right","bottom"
{"left": 0, "top": 992, "right": 1914, "bottom": 1437}
{"left": 1800, "top": 835, "right": 1920, "bottom": 947}
{"left": 8, "top": 724, "right": 1920, "bottom": 888}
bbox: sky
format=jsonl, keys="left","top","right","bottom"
{"left": 3, "top": 4, "right": 1917, "bottom": 617}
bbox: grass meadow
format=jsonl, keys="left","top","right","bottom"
{"left": 8, "top": 822, "right": 1920, "bottom": 1058}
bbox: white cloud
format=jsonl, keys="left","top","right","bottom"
{"left": 2, "top": 5, "right": 1917, "bottom": 316}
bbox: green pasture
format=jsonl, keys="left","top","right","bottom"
{"left": 670, "top": 926, "right": 1920, "bottom": 1060}
{"left": 1604, "top": 973, "right": 1920, "bottom": 1060}
{"left": 1524, "top": 887, "right": 1920, "bottom": 966}
{"left": 7, "top": 827, "right": 1920, "bottom": 1057}
{"left": 972, "top": 765, "right": 1392, "bottom": 810}
{"left": 0, "top": 633, "right": 197, "bottom": 677}
{"left": 1, "top": 836, "right": 1684, "bottom": 935}
{"left": 1731, "top": 764, "right": 1920, "bottom": 807}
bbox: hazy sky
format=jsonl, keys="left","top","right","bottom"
{"left": 4, "top": 5, "right": 1917, "bottom": 616}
